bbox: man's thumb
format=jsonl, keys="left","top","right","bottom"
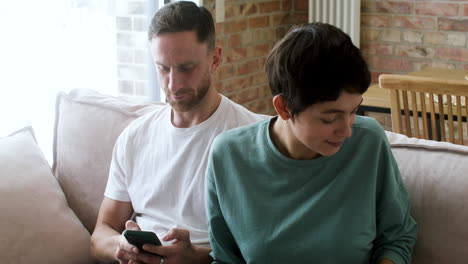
{"left": 125, "top": 220, "right": 141, "bottom": 231}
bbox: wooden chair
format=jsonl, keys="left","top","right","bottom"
{"left": 379, "top": 74, "right": 468, "bottom": 145}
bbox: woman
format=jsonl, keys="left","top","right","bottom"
{"left": 205, "top": 23, "right": 417, "bottom": 264}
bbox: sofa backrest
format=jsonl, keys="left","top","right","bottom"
{"left": 386, "top": 131, "right": 468, "bottom": 264}
{"left": 53, "top": 89, "right": 165, "bottom": 232}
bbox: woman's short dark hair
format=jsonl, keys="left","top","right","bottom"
{"left": 148, "top": 1, "right": 215, "bottom": 51}
{"left": 265, "top": 23, "right": 371, "bottom": 119}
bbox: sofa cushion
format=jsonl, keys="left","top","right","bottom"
{"left": 0, "top": 127, "right": 95, "bottom": 264}
{"left": 386, "top": 131, "right": 468, "bottom": 264}
{"left": 53, "top": 89, "right": 165, "bottom": 232}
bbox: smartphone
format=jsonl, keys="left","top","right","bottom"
{"left": 123, "top": 230, "right": 162, "bottom": 251}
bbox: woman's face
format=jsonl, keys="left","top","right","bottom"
{"left": 286, "top": 91, "right": 363, "bottom": 160}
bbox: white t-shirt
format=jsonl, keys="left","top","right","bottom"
{"left": 105, "top": 95, "right": 268, "bottom": 245}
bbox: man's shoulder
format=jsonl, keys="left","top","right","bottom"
{"left": 212, "top": 118, "right": 269, "bottom": 152}
{"left": 221, "top": 96, "right": 271, "bottom": 126}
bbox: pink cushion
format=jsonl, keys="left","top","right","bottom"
{"left": 53, "top": 89, "right": 165, "bottom": 232}
{"left": 386, "top": 131, "right": 468, "bottom": 264}
{"left": 0, "top": 127, "right": 95, "bottom": 264}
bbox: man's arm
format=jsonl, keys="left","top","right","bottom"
{"left": 90, "top": 197, "right": 135, "bottom": 263}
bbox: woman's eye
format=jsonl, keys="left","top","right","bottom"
{"left": 321, "top": 119, "right": 335, "bottom": 124}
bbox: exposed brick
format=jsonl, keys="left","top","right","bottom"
{"left": 215, "top": 23, "right": 224, "bottom": 36}
{"left": 370, "top": 71, "right": 385, "bottom": 84}
{"left": 250, "top": 73, "right": 268, "bottom": 86}
{"left": 246, "top": 99, "right": 270, "bottom": 114}
{"left": 272, "top": 13, "right": 291, "bottom": 26}
{"left": 424, "top": 32, "right": 466, "bottom": 47}
{"left": 240, "top": 3, "right": 258, "bottom": 16}
{"left": 371, "top": 57, "right": 413, "bottom": 71}
{"left": 402, "top": 31, "right": 423, "bottom": 43}
{"left": 224, "top": 48, "right": 247, "bottom": 63}
{"left": 361, "top": 29, "right": 382, "bottom": 42}
{"left": 296, "top": 0, "right": 308, "bottom": 11}
{"left": 293, "top": 14, "right": 308, "bottom": 24}
{"left": 224, "top": 20, "right": 248, "bottom": 34}
{"left": 249, "top": 16, "right": 270, "bottom": 29}
{"left": 431, "top": 61, "right": 456, "bottom": 70}
{"left": 238, "top": 87, "right": 260, "bottom": 104}
{"left": 222, "top": 77, "right": 250, "bottom": 93}
{"left": 464, "top": 64, "right": 468, "bottom": 71}
{"left": 361, "top": 15, "right": 392, "bottom": 27}
{"left": 393, "top": 16, "right": 436, "bottom": 30}
{"left": 437, "top": 47, "right": 468, "bottom": 62}
{"left": 228, "top": 34, "right": 241, "bottom": 48}
{"left": 247, "top": 44, "right": 271, "bottom": 58}
{"left": 415, "top": 3, "right": 458, "bottom": 17}
{"left": 381, "top": 30, "right": 401, "bottom": 42}
{"left": 225, "top": 4, "right": 241, "bottom": 19}
{"left": 438, "top": 18, "right": 468, "bottom": 32}
{"left": 259, "top": 1, "right": 281, "bottom": 13}
{"left": 252, "top": 28, "right": 276, "bottom": 43}
{"left": 275, "top": 27, "right": 287, "bottom": 40}
{"left": 362, "top": 1, "right": 412, "bottom": 14}
{"left": 396, "top": 45, "right": 436, "bottom": 59}
{"left": 217, "top": 64, "right": 236, "bottom": 80}
{"left": 464, "top": 4, "right": 468, "bottom": 17}
{"left": 282, "top": 0, "right": 292, "bottom": 11}
{"left": 361, "top": 43, "right": 393, "bottom": 55}
{"left": 238, "top": 59, "right": 263, "bottom": 76}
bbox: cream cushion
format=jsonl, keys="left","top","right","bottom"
{"left": 0, "top": 127, "right": 94, "bottom": 264}
{"left": 386, "top": 131, "right": 468, "bottom": 264}
{"left": 53, "top": 89, "right": 165, "bottom": 232}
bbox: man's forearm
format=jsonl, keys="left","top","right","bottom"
{"left": 90, "top": 225, "right": 121, "bottom": 264}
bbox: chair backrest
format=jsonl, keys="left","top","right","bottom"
{"left": 379, "top": 74, "right": 468, "bottom": 145}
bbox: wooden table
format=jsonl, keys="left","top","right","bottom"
{"left": 359, "top": 67, "right": 468, "bottom": 115}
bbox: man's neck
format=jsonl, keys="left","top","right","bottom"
{"left": 171, "top": 92, "right": 222, "bottom": 128}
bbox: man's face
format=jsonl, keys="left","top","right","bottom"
{"left": 150, "top": 31, "right": 221, "bottom": 112}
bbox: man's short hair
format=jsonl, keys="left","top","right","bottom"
{"left": 148, "top": 1, "right": 216, "bottom": 51}
{"left": 265, "top": 23, "right": 371, "bottom": 119}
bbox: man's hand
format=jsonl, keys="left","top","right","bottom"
{"left": 142, "top": 228, "right": 212, "bottom": 264}
{"left": 115, "top": 220, "right": 163, "bottom": 264}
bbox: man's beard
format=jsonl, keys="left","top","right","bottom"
{"left": 165, "top": 75, "right": 211, "bottom": 112}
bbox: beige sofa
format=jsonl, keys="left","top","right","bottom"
{"left": 1, "top": 89, "right": 467, "bottom": 264}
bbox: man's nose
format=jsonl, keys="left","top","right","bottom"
{"left": 167, "top": 70, "right": 183, "bottom": 93}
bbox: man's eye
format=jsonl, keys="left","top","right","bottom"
{"left": 158, "top": 66, "right": 169, "bottom": 72}
{"left": 179, "top": 66, "right": 194, "bottom": 72}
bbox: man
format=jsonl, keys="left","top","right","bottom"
{"left": 90, "top": 2, "right": 266, "bottom": 263}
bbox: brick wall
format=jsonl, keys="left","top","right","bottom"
{"left": 361, "top": 0, "right": 468, "bottom": 84}
{"left": 204, "top": 0, "right": 308, "bottom": 115}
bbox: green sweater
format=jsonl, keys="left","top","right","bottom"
{"left": 205, "top": 116, "right": 417, "bottom": 264}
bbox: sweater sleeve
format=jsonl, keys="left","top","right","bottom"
{"left": 372, "top": 139, "right": 418, "bottom": 264}
{"left": 205, "top": 139, "right": 246, "bottom": 264}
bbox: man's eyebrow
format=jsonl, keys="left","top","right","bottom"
{"left": 320, "top": 98, "right": 363, "bottom": 114}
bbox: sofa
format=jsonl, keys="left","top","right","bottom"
{"left": 1, "top": 89, "right": 467, "bottom": 264}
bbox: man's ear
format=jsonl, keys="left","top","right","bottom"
{"left": 211, "top": 46, "right": 222, "bottom": 72}
{"left": 272, "top": 95, "right": 291, "bottom": 121}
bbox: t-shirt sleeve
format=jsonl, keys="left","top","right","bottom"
{"left": 104, "top": 127, "right": 131, "bottom": 202}
{"left": 205, "top": 137, "right": 245, "bottom": 264}
{"left": 372, "top": 135, "right": 418, "bottom": 264}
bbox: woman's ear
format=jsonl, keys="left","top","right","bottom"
{"left": 272, "top": 95, "right": 291, "bottom": 121}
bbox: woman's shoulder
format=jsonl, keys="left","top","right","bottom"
{"left": 352, "top": 115, "right": 388, "bottom": 142}
{"left": 212, "top": 118, "right": 270, "bottom": 152}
